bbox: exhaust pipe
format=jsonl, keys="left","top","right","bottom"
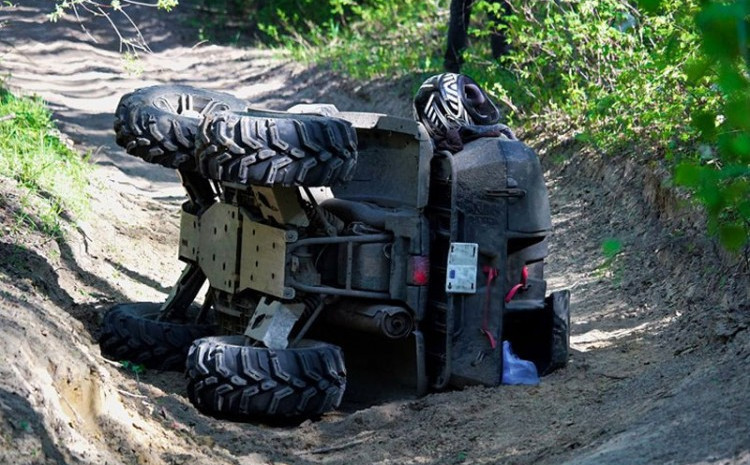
{"left": 326, "top": 302, "right": 413, "bottom": 339}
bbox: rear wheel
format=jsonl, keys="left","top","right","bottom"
{"left": 196, "top": 110, "right": 358, "bottom": 186}
{"left": 99, "top": 302, "right": 216, "bottom": 371}
{"left": 114, "top": 85, "right": 248, "bottom": 170}
{"left": 186, "top": 336, "right": 347, "bottom": 422}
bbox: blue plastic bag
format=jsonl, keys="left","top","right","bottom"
{"left": 501, "top": 340, "right": 539, "bottom": 385}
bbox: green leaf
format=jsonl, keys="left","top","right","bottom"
{"left": 724, "top": 177, "right": 749, "bottom": 203}
{"left": 738, "top": 199, "right": 750, "bottom": 219}
{"left": 724, "top": 96, "right": 750, "bottom": 130}
{"left": 730, "top": 133, "right": 750, "bottom": 160}
{"left": 718, "top": 223, "right": 748, "bottom": 251}
{"left": 717, "top": 67, "right": 748, "bottom": 95}
{"left": 637, "top": 0, "right": 663, "bottom": 14}
{"left": 691, "top": 110, "right": 716, "bottom": 140}
{"left": 120, "top": 360, "right": 145, "bottom": 374}
{"left": 674, "top": 163, "right": 702, "bottom": 187}
{"left": 698, "top": 183, "right": 723, "bottom": 213}
{"left": 697, "top": 3, "right": 743, "bottom": 61}
{"left": 684, "top": 57, "right": 712, "bottom": 84}
{"left": 156, "top": 0, "right": 178, "bottom": 12}
{"left": 131, "top": 364, "right": 146, "bottom": 375}
{"left": 601, "top": 238, "right": 623, "bottom": 259}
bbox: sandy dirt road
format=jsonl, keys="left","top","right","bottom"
{"left": 0, "top": 2, "right": 749, "bottom": 465}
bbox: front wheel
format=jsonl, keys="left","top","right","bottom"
{"left": 98, "top": 302, "right": 216, "bottom": 371}
{"left": 186, "top": 336, "right": 347, "bottom": 422}
{"left": 114, "top": 85, "right": 249, "bottom": 170}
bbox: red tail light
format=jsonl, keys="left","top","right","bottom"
{"left": 408, "top": 256, "right": 430, "bottom": 285}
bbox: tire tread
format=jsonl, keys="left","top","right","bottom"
{"left": 187, "top": 336, "right": 346, "bottom": 421}
{"left": 99, "top": 303, "right": 215, "bottom": 371}
{"left": 197, "top": 110, "right": 358, "bottom": 187}
{"left": 114, "top": 85, "right": 247, "bottom": 170}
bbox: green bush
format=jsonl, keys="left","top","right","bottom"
{"left": 261, "top": 0, "right": 447, "bottom": 79}
{"left": 186, "top": 0, "right": 412, "bottom": 46}
{"left": 252, "top": 0, "right": 708, "bottom": 159}
{"left": 671, "top": 0, "right": 750, "bottom": 252}
{"left": 464, "top": 1, "right": 702, "bottom": 145}
{"left": 466, "top": 0, "right": 746, "bottom": 252}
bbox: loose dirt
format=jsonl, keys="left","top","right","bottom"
{"left": 0, "top": 2, "right": 749, "bottom": 465}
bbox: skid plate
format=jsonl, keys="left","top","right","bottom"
{"left": 198, "top": 204, "right": 241, "bottom": 293}
{"left": 239, "top": 219, "right": 294, "bottom": 299}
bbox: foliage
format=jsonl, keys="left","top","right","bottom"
{"left": 186, "top": 0, "right": 447, "bottom": 60}
{"left": 598, "top": 238, "right": 624, "bottom": 283}
{"left": 602, "top": 238, "right": 623, "bottom": 260}
{"left": 259, "top": 0, "right": 448, "bottom": 79}
{"left": 120, "top": 360, "right": 145, "bottom": 374}
{"left": 48, "top": 0, "right": 179, "bottom": 53}
{"left": 245, "top": 0, "right": 709, "bottom": 159}
{"left": 120, "top": 360, "right": 146, "bottom": 386}
{"left": 185, "top": 0, "right": 345, "bottom": 39}
{"left": 464, "top": 1, "right": 702, "bottom": 147}
{"left": 669, "top": 0, "right": 750, "bottom": 252}
{"left": 0, "top": 88, "right": 91, "bottom": 237}
{"left": 464, "top": 0, "right": 746, "bottom": 252}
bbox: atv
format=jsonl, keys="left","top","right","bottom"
{"left": 99, "top": 76, "right": 570, "bottom": 423}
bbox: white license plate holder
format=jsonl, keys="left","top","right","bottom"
{"left": 445, "top": 242, "right": 478, "bottom": 294}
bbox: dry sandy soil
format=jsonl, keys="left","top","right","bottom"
{"left": 0, "top": 2, "right": 749, "bottom": 464}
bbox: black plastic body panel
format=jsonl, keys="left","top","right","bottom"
{"left": 445, "top": 138, "right": 552, "bottom": 387}
{"left": 332, "top": 113, "right": 433, "bottom": 209}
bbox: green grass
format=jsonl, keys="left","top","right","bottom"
{"left": 253, "top": 0, "right": 446, "bottom": 79}
{"left": 0, "top": 87, "right": 91, "bottom": 237}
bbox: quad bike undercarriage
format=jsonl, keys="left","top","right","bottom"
{"left": 99, "top": 85, "right": 570, "bottom": 423}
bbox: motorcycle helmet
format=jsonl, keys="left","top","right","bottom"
{"left": 413, "top": 73, "right": 501, "bottom": 137}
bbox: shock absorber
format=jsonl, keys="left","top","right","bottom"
{"left": 302, "top": 187, "right": 344, "bottom": 236}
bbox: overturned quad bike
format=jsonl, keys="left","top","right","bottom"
{"left": 99, "top": 81, "right": 571, "bottom": 423}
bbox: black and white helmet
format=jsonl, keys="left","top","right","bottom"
{"left": 413, "top": 73, "right": 501, "bottom": 137}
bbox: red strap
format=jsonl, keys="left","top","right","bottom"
{"left": 505, "top": 265, "right": 529, "bottom": 303}
{"left": 481, "top": 266, "right": 498, "bottom": 349}
{"left": 505, "top": 283, "right": 524, "bottom": 303}
{"left": 482, "top": 265, "right": 530, "bottom": 348}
